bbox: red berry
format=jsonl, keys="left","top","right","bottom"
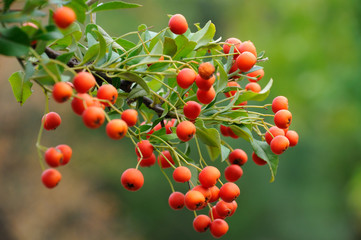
{"left": 198, "top": 62, "right": 215, "bottom": 80}
{"left": 208, "top": 185, "right": 220, "bottom": 203}
{"left": 198, "top": 166, "right": 221, "bottom": 188}
{"left": 219, "top": 182, "right": 240, "bottom": 202}
{"left": 272, "top": 96, "right": 288, "bottom": 113}
{"left": 210, "top": 219, "right": 229, "bottom": 238}
{"left": 265, "top": 126, "right": 285, "bottom": 145}
{"left": 135, "top": 140, "right": 154, "bottom": 158}
{"left": 176, "top": 121, "right": 196, "bottom": 142}
{"left": 223, "top": 38, "right": 242, "bottom": 56}
{"left": 193, "top": 185, "right": 212, "bottom": 205}
{"left": 215, "top": 200, "right": 232, "bottom": 218}
{"left": 209, "top": 206, "right": 225, "bottom": 220}
{"left": 97, "top": 84, "right": 118, "bottom": 106}
{"left": 45, "top": 147, "right": 63, "bottom": 167}
{"left": 245, "top": 82, "right": 261, "bottom": 93}
{"left": 82, "top": 106, "right": 105, "bottom": 129}
{"left": 195, "top": 74, "right": 215, "bottom": 90}
{"left": 252, "top": 152, "right": 267, "bottom": 166}
{"left": 53, "top": 6, "right": 76, "bottom": 29}
{"left": 71, "top": 93, "right": 96, "bottom": 115}
{"left": 138, "top": 153, "right": 156, "bottom": 167}
{"left": 168, "top": 192, "right": 185, "bottom": 210}
{"left": 286, "top": 130, "right": 299, "bottom": 147}
{"left": 237, "top": 40, "right": 257, "bottom": 57}
{"left": 224, "top": 81, "right": 240, "bottom": 98}
{"left": 197, "top": 86, "right": 216, "bottom": 105}
{"left": 236, "top": 51, "right": 257, "bottom": 72}
{"left": 106, "top": 119, "right": 128, "bottom": 140}
{"left": 158, "top": 150, "right": 174, "bottom": 168}
{"left": 247, "top": 68, "right": 264, "bottom": 82}
{"left": 73, "top": 72, "right": 96, "bottom": 93}
{"left": 270, "top": 135, "right": 290, "bottom": 155}
{"left": 193, "top": 215, "right": 211, "bottom": 232}
{"left": 228, "top": 149, "right": 248, "bottom": 165}
{"left": 52, "top": 82, "right": 73, "bottom": 103}
{"left": 120, "top": 168, "right": 144, "bottom": 191}
{"left": 42, "top": 112, "right": 61, "bottom": 130}
{"left": 168, "top": 14, "right": 188, "bottom": 35}
{"left": 121, "top": 109, "right": 138, "bottom": 127}
{"left": 56, "top": 144, "right": 72, "bottom": 166}
{"left": 224, "top": 164, "right": 243, "bottom": 182}
{"left": 177, "top": 68, "right": 196, "bottom": 89}
{"left": 185, "top": 190, "right": 205, "bottom": 210}
{"left": 220, "top": 125, "right": 230, "bottom": 137}
{"left": 183, "top": 101, "right": 201, "bottom": 120}
{"left": 41, "top": 169, "right": 62, "bottom": 188}
{"left": 173, "top": 166, "right": 191, "bottom": 183}
{"left": 274, "top": 109, "right": 292, "bottom": 129}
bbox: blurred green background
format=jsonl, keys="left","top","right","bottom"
{"left": 1, "top": 0, "right": 361, "bottom": 239}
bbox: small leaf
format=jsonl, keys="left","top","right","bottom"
{"left": 221, "top": 144, "right": 231, "bottom": 162}
{"left": 93, "top": 30, "right": 107, "bottom": 65}
{"left": 250, "top": 140, "right": 279, "bottom": 182}
{"left": 189, "top": 21, "right": 216, "bottom": 49}
{"left": 195, "top": 119, "right": 221, "bottom": 161}
{"left": 80, "top": 43, "right": 99, "bottom": 65}
{"left": 91, "top": 1, "right": 142, "bottom": 13}
{"left": 8, "top": 71, "right": 33, "bottom": 105}
{"left": 173, "top": 35, "right": 197, "bottom": 60}
{"left": 163, "top": 37, "right": 177, "bottom": 57}
{"left": 214, "top": 59, "right": 228, "bottom": 93}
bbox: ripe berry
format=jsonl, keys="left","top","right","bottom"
{"left": 236, "top": 51, "right": 257, "bottom": 72}
{"left": 52, "top": 82, "right": 73, "bottom": 103}
{"left": 224, "top": 81, "right": 240, "bottom": 98}
{"left": 286, "top": 130, "right": 299, "bottom": 147}
{"left": 41, "top": 169, "right": 62, "bottom": 188}
{"left": 97, "top": 84, "right": 118, "bottom": 106}
{"left": 198, "top": 62, "right": 215, "bottom": 80}
{"left": 193, "top": 215, "right": 211, "bottom": 232}
{"left": 270, "top": 135, "right": 290, "bottom": 155}
{"left": 237, "top": 40, "right": 257, "bottom": 57}
{"left": 42, "top": 112, "right": 61, "bottom": 130}
{"left": 245, "top": 82, "right": 261, "bottom": 93}
{"left": 121, "top": 168, "right": 144, "bottom": 191}
{"left": 193, "top": 185, "right": 212, "bottom": 204}
{"left": 176, "top": 121, "right": 196, "bottom": 142}
{"left": 209, "top": 206, "right": 225, "bottom": 220}
{"left": 208, "top": 185, "right": 220, "bottom": 203}
{"left": 247, "top": 68, "right": 264, "bottom": 82}
{"left": 106, "top": 119, "right": 128, "bottom": 140}
{"left": 135, "top": 140, "right": 154, "bottom": 158}
{"left": 158, "top": 150, "right": 175, "bottom": 168}
{"left": 210, "top": 219, "right": 229, "bottom": 238}
{"left": 274, "top": 109, "right": 292, "bottom": 129}
{"left": 176, "top": 68, "right": 196, "bottom": 89}
{"left": 82, "top": 106, "right": 105, "bottom": 129}
{"left": 228, "top": 149, "right": 248, "bottom": 165}
{"left": 197, "top": 86, "right": 216, "bottom": 105}
{"left": 215, "top": 200, "right": 232, "bottom": 218}
{"left": 195, "top": 74, "right": 215, "bottom": 90}
{"left": 56, "top": 144, "right": 72, "bottom": 166}
{"left": 223, "top": 38, "right": 242, "bottom": 56}
{"left": 198, "top": 166, "right": 221, "bottom": 188}
{"left": 165, "top": 119, "right": 176, "bottom": 134}
{"left": 183, "top": 101, "right": 201, "bottom": 120}
{"left": 45, "top": 147, "right": 63, "bottom": 167}
{"left": 138, "top": 153, "right": 156, "bottom": 167}
{"left": 220, "top": 125, "right": 230, "bottom": 137}
{"left": 272, "top": 96, "right": 288, "bottom": 113}
{"left": 227, "top": 127, "right": 239, "bottom": 139}
{"left": 121, "top": 109, "right": 138, "bottom": 127}
{"left": 71, "top": 93, "right": 96, "bottom": 115}
{"left": 229, "top": 200, "right": 238, "bottom": 216}
{"left": 185, "top": 190, "right": 205, "bottom": 210}
{"left": 173, "top": 166, "right": 191, "bottom": 183}
{"left": 168, "top": 192, "right": 185, "bottom": 210}
{"left": 53, "top": 6, "right": 76, "bottom": 29}
{"left": 224, "top": 164, "right": 243, "bottom": 182}
{"left": 219, "top": 182, "right": 240, "bottom": 202}
{"left": 168, "top": 14, "right": 188, "bottom": 35}
{"left": 265, "top": 126, "right": 285, "bottom": 145}
{"left": 73, "top": 72, "right": 96, "bottom": 93}
{"left": 252, "top": 152, "right": 267, "bottom": 166}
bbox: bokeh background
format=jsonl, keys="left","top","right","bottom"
{"left": 1, "top": 0, "right": 361, "bottom": 239}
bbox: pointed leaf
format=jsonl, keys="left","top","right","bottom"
{"left": 235, "top": 78, "right": 273, "bottom": 104}
{"left": 8, "top": 71, "right": 33, "bottom": 105}
{"left": 0, "top": 27, "right": 29, "bottom": 56}
{"left": 189, "top": 21, "right": 216, "bottom": 49}
{"left": 91, "top": 1, "right": 141, "bottom": 13}
{"left": 118, "top": 72, "right": 150, "bottom": 93}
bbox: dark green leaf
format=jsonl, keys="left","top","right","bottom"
{"left": 4, "top": 0, "right": 15, "bottom": 12}
{"left": 56, "top": 52, "right": 75, "bottom": 65}
{"left": 34, "top": 25, "right": 63, "bottom": 41}
{"left": 0, "top": 27, "right": 29, "bottom": 56}
{"left": 8, "top": 71, "right": 33, "bottom": 105}
{"left": 91, "top": 1, "right": 142, "bottom": 13}
{"left": 93, "top": 30, "right": 107, "bottom": 65}
{"left": 128, "top": 85, "right": 147, "bottom": 99}
{"left": 118, "top": 72, "right": 150, "bottom": 93}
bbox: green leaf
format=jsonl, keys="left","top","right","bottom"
{"left": 189, "top": 21, "right": 216, "bottom": 49}
{"left": 173, "top": 35, "right": 197, "bottom": 60}
{"left": 147, "top": 75, "right": 163, "bottom": 92}
{"left": 80, "top": 43, "right": 99, "bottom": 65}
{"left": 34, "top": 25, "right": 63, "bottom": 41}
{"left": 139, "top": 40, "right": 163, "bottom": 65}
{"left": 235, "top": 78, "right": 273, "bottom": 104}
{"left": 115, "top": 38, "right": 136, "bottom": 51}
{"left": 91, "top": 1, "right": 141, "bottom": 13}
{"left": 22, "top": 0, "right": 47, "bottom": 14}
{"left": 195, "top": 119, "right": 221, "bottom": 161}
{"left": 214, "top": 59, "right": 229, "bottom": 93}
{"left": 220, "top": 144, "right": 231, "bottom": 162}
{"left": 128, "top": 85, "right": 147, "bottom": 99}
{"left": 0, "top": 27, "right": 29, "bottom": 56}
{"left": 8, "top": 71, "right": 33, "bottom": 105}
{"left": 93, "top": 30, "right": 107, "bottom": 65}
{"left": 117, "top": 72, "right": 150, "bottom": 93}
{"left": 229, "top": 124, "right": 253, "bottom": 142}
{"left": 250, "top": 140, "right": 279, "bottom": 182}
{"left": 66, "top": 0, "right": 88, "bottom": 24}
{"left": 4, "top": 0, "right": 15, "bottom": 12}
{"left": 163, "top": 37, "right": 177, "bottom": 57}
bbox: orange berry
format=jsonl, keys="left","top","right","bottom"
{"left": 198, "top": 166, "right": 221, "bottom": 188}
{"left": 197, "top": 86, "right": 216, "bottom": 105}
{"left": 138, "top": 153, "right": 156, "bottom": 167}
{"left": 265, "top": 126, "right": 285, "bottom": 145}
{"left": 52, "top": 82, "right": 73, "bottom": 103}
{"left": 135, "top": 140, "right": 154, "bottom": 158}
{"left": 53, "top": 6, "right": 76, "bottom": 29}
{"left": 183, "top": 101, "right": 201, "bottom": 120}
{"left": 228, "top": 149, "right": 248, "bottom": 166}
{"left": 176, "top": 120, "right": 196, "bottom": 142}
{"left": 219, "top": 182, "right": 240, "bottom": 202}
{"left": 158, "top": 150, "right": 175, "bottom": 168}
{"left": 195, "top": 74, "right": 215, "bottom": 90}
{"left": 198, "top": 62, "right": 215, "bottom": 80}
{"left": 208, "top": 185, "right": 220, "bottom": 203}
{"left": 237, "top": 40, "right": 257, "bottom": 57}
{"left": 193, "top": 185, "right": 212, "bottom": 205}
{"left": 209, "top": 206, "right": 225, "bottom": 220}
{"left": 252, "top": 152, "right": 267, "bottom": 166}
{"left": 270, "top": 135, "right": 290, "bottom": 155}
{"left": 184, "top": 190, "right": 205, "bottom": 210}
{"left": 56, "top": 144, "right": 72, "bottom": 166}
{"left": 168, "top": 14, "right": 188, "bottom": 35}
{"left": 82, "top": 106, "right": 105, "bottom": 129}
{"left": 45, "top": 147, "right": 63, "bottom": 167}
{"left": 71, "top": 93, "right": 93, "bottom": 115}
{"left": 272, "top": 96, "right": 289, "bottom": 113}
{"left": 42, "top": 112, "right": 61, "bottom": 130}
{"left": 176, "top": 68, "right": 196, "bottom": 89}
{"left": 236, "top": 51, "right": 257, "bottom": 72}
{"left": 224, "top": 164, "right": 243, "bottom": 182}
{"left": 193, "top": 215, "right": 211, "bottom": 232}
{"left": 173, "top": 166, "right": 191, "bottom": 183}
{"left": 97, "top": 84, "right": 118, "bottom": 106}
{"left": 168, "top": 192, "right": 185, "bottom": 210}
{"left": 247, "top": 68, "right": 264, "bottom": 82}
{"left": 121, "top": 109, "right": 138, "bottom": 127}
{"left": 210, "top": 219, "right": 229, "bottom": 238}
{"left": 121, "top": 168, "right": 144, "bottom": 191}
{"left": 215, "top": 200, "right": 232, "bottom": 218}
{"left": 41, "top": 169, "right": 62, "bottom": 188}
{"left": 106, "top": 119, "right": 128, "bottom": 140}
{"left": 286, "top": 130, "right": 299, "bottom": 147}
{"left": 245, "top": 82, "right": 261, "bottom": 93}
{"left": 274, "top": 109, "right": 292, "bottom": 129}
{"left": 73, "top": 72, "right": 96, "bottom": 93}
{"left": 224, "top": 81, "right": 240, "bottom": 98}
{"left": 223, "top": 38, "right": 242, "bottom": 56}
{"left": 220, "top": 125, "right": 230, "bottom": 137}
